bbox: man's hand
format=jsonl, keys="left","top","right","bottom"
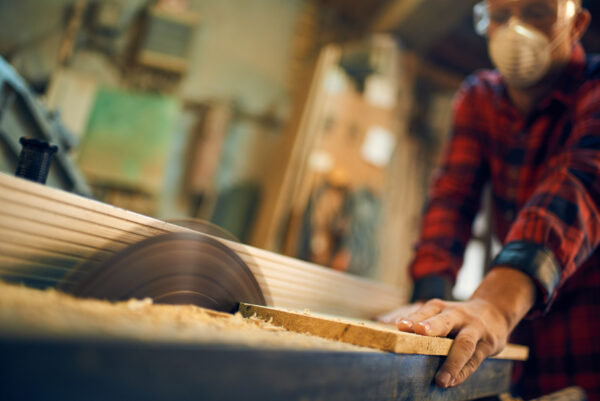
{"left": 396, "top": 268, "right": 536, "bottom": 388}
{"left": 376, "top": 302, "right": 424, "bottom": 325}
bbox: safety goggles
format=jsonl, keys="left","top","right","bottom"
{"left": 473, "top": 0, "right": 578, "bottom": 35}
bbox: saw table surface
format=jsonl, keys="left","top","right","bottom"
{"left": 0, "top": 282, "right": 516, "bottom": 401}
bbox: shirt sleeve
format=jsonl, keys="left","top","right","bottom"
{"left": 409, "top": 78, "right": 489, "bottom": 287}
{"left": 491, "top": 84, "right": 600, "bottom": 313}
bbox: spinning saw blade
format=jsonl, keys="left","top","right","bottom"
{"left": 69, "top": 232, "right": 265, "bottom": 313}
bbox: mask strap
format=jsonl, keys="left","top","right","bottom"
{"left": 548, "top": 16, "right": 575, "bottom": 52}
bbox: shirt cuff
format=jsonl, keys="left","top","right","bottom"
{"left": 490, "top": 240, "right": 561, "bottom": 314}
{"left": 410, "top": 275, "right": 454, "bottom": 302}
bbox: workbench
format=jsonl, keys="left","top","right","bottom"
{"left": 1, "top": 337, "right": 513, "bottom": 401}
{"left": 0, "top": 282, "right": 514, "bottom": 401}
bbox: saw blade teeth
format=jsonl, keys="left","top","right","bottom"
{"left": 67, "top": 232, "right": 266, "bottom": 313}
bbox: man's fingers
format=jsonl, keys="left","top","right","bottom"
{"left": 435, "top": 328, "right": 481, "bottom": 388}
{"left": 452, "top": 343, "right": 491, "bottom": 386}
{"left": 414, "top": 309, "right": 463, "bottom": 337}
{"left": 397, "top": 299, "right": 446, "bottom": 332}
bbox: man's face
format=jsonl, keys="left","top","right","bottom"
{"left": 484, "top": 0, "right": 578, "bottom": 75}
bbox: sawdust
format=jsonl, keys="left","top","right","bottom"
{"left": 0, "top": 281, "right": 375, "bottom": 352}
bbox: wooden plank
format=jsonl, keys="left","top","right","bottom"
{"left": 239, "top": 303, "right": 529, "bottom": 361}
{"left": 249, "top": 45, "right": 341, "bottom": 251}
{"left": 0, "top": 337, "right": 513, "bottom": 401}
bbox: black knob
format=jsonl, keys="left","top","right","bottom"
{"left": 15, "top": 137, "right": 58, "bottom": 184}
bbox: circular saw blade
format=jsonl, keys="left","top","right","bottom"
{"left": 166, "top": 218, "right": 240, "bottom": 242}
{"left": 70, "top": 232, "right": 265, "bottom": 313}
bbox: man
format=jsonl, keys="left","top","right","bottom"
{"left": 390, "top": 0, "right": 600, "bottom": 398}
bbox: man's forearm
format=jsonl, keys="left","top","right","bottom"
{"left": 470, "top": 267, "right": 536, "bottom": 333}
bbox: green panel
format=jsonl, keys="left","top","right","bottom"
{"left": 77, "top": 88, "right": 179, "bottom": 193}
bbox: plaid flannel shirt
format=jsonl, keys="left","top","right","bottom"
{"left": 409, "top": 44, "right": 600, "bottom": 400}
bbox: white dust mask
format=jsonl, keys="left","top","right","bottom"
{"left": 489, "top": 18, "right": 571, "bottom": 89}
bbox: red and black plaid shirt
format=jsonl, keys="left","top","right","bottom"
{"left": 409, "top": 44, "right": 600, "bottom": 400}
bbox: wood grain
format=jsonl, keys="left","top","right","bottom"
{"left": 239, "top": 303, "right": 529, "bottom": 361}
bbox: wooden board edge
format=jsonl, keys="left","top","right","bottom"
{"left": 240, "top": 303, "right": 528, "bottom": 361}
{"left": 239, "top": 303, "right": 396, "bottom": 352}
{"left": 494, "top": 344, "right": 529, "bottom": 361}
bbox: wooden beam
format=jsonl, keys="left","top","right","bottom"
{"left": 371, "top": 0, "right": 423, "bottom": 32}
{"left": 240, "top": 303, "right": 529, "bottom": 361}
{"left": 370, "top": 0, "right": 479, "bottom": 52}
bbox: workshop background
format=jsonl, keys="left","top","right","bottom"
{"left": 1, "top": 0, "right": 599, "bottom": 300}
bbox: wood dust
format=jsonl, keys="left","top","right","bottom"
{"left": 0, "top": 281, "right": 375, "bottom": 353}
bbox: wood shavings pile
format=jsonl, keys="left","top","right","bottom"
{"left": 0, "top": 281, "right": 373, "bottom": 352}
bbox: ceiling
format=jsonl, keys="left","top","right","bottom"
{"left": 319, "top": 0, "right": 600, "bottom": 77}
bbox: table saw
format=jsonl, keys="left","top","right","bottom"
{"left": 0, "top": 172, "right": 528, "bottom": 401}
